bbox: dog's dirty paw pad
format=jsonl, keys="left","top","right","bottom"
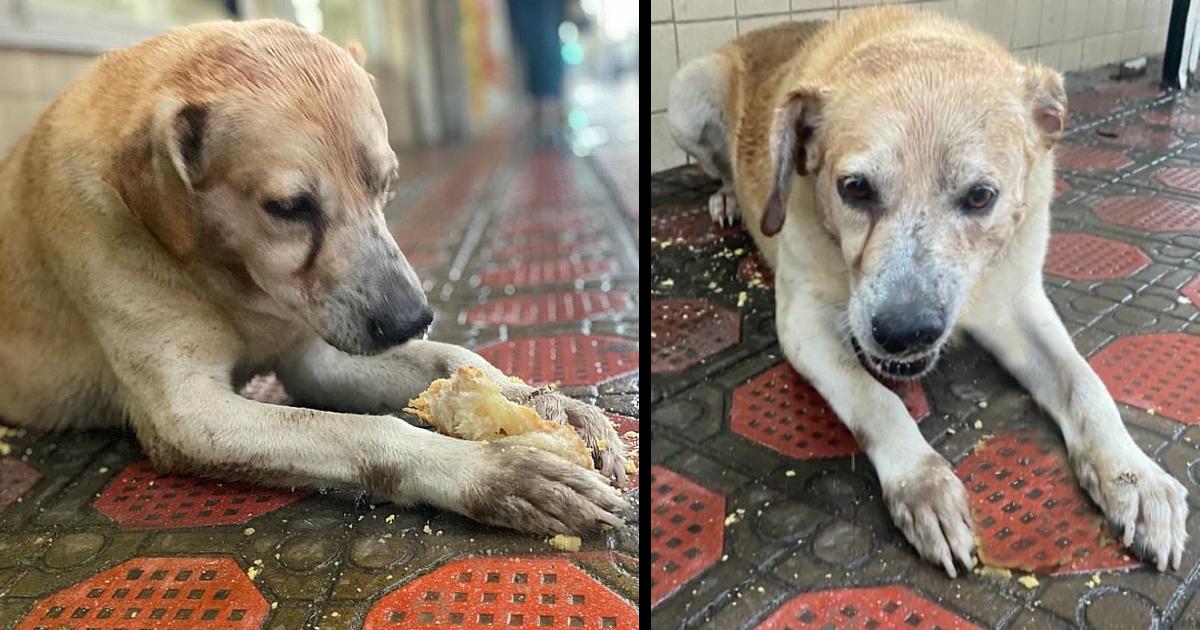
{"left": 465, "top": 443, "right": 630, "bottom": 537}
{"left": 884, "top": 454, "right": 977, "bottom": 578}
{"left": 707, "top": 188, "right": 740, "bottom": 227}
{"left": 1081, "top": 451, "right": 1189, "bottom": 571}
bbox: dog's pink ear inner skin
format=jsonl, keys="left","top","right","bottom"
{"left": 110, "top": 97, "right": 208, "bottom": 261}
{"left": 762, "top": 87, "right": 823, "bottom": 237}
{"left": 1025, "top": 64, "right": 1067, "bottom": 147}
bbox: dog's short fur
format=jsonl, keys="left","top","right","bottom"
{"left": 0, "top": 20, "right": 628, "bottom": 536}
{"left": 670, "top": 7, "right": 1187, "bottom": 575}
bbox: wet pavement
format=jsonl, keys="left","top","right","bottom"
{"left": 650, "top": 59, "right": 1200, "bottom": 629}
{"left": 0, "top": 119, "right": 640, "bottom": 628}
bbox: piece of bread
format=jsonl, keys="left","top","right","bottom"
{"left": 406, "top": 366, "right": 593, "bottom": 470}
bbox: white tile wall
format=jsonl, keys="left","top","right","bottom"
{"left": 649, "top": 0, "right": 1177, "bottom": 172}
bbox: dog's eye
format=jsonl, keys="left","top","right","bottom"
{"left": 837, "top": 176, "right": 877, "bottom": 204}
{"left": 962, "top": 185, "right": 997, "bottom": 212}
{"left": 262, "top": 194, "right": 318, "bottom": 221}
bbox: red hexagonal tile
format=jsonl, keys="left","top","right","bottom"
{"left": 1155, "top": 167, "right": 1200, "bottom": 195}
{"left": 488, "top": 236, "right": 608, "bottom": 261}
{"left": 739, "top": 253, "right": 775, "bottom": 288}
{"left": 1143, "top": 108, "right": 1200, "bottom": 132}
{"left": 651, "top": 466, "right": 725, "bottom": 609}
{"left": 651, "top": 299, "right": 741, "bottom": 374}
{"left": 607, "top": 413, "right": 640, "bottom": 492}
{"left": 1054, "top": 177, "right": 1071, "bottom": 199}
{"left": 955, "top": 431, "right": 1138, "bottom": 573}
{"left": 497, "top": 216, "right": 600, "bottom": 237}
{"left": 0, "top": 457, "right": 41, "bottom": 511}
{"left": 730, "top": 363, "right": 930, "bottom": 460}
{"left": 1090, "top": 333, "right": 1200, "bottom": 423}
{"left": 1043, "top": 233, "right": 1150, "bottom": 280}
{"left": 1093, "top": 195, "right": 1200, "bottom": 232}
{"left": 477, "top": 334, "right": 637, "bottom": 387}
{"left": 1056, "top": 145, "right": 1133, "bottom": 172}
{"left": 15, "top": 557, "right": 268, "bottom": 630}
{"left": 467, "top": 291, "right": 633, "bottom": 326}
{"left": 363, "top": 556, "right": 636, "bottom": 628}
{"left": 93, "top": 460, "right": 305, "bottom": 529}
{"left": 1182, "top": 276, "right": 1200, "bottom": 308}
{"left": 651, "top": 203, "right": 743, "bottom": 247}
{"left": 1095, "top": 124, "right": 1180, "bottom": 150}
{"left": 756, "top": 585, "right": 980, "bottom": 629}
{"left": 478, "top": 259, "right": 616, "bottom": 288}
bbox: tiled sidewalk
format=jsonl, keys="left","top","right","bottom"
{"left": 651, "top": 60, "right": 1200, "bottom": 629}
{"left": 0, "top": 124, "right": 640, "bottom": 628}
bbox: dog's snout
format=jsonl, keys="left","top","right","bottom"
{"left": 367, "top": 306, "right": 433, "bottom": 348}
{"left": 870, "top": 308, "right": 945, "bottom": 355}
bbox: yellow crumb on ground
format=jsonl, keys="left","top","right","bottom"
{"left": 975, "top": 565, "right": 1012, "bottom": 581}
{"left": 1017, "top": 575, "right": 1039, "bottom": 590}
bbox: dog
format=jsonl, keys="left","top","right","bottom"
{"left": 668, "top": 7, "right": 1187, "bottom": 575}
{"left": 0, "top": 19, "right": 629, "bottom": 537}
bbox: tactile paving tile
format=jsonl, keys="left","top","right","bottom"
{"left": 467, "top": 291, "right": 633, "bottom": 326}
{"left": 1182, "top": 276, "right": 1200, "bottom": 308}
{"left": 738, "top": 253, "right": 775, "bottom": 288}
{"left": 650, "top": 298, "right": 741, "bottom": 374}
{"left": 730, "top": 362, "right": 930, "bottom": 460}
{"left": 0, "top": 457, "right": 41, "bottom": 511}
{"left": 15, "top": 556, "right": 268, "bottom": 630}
{"left": 1155, "top": 167, "right": 1200, "bottom": 195}
{"left": 1095, "top": 124, "right": 1180, "bottom": 150}
{"left": 955, "top": 431, "right": 1138, "bottom": 573}
{"left": 238, "top": 373, "right": 289, "bottom": 405}
{"left": 1043, "top": 233, "right": 1150, "bottom": 280}
{"left": 1143, "top": 108, "right": 1200, "bottom": 132}
{"left": 478, "top": 259, "right": 616, "bottom": 288}
{"left": 362, "top": 556, "right": 637, "bottom": 628}
{"left": 1055, "top": 144, "right": 1133, "bottom": 172}
{"left": 755, "top": 585, "right": 980, "bottom": 630}
{"left": 1092, "top": 195, "right": 1200, "bottom": 232}
{"left": 1090, "top": 333, "right": 1200, "bottom": 423}
{"left": 477, "top": 334, "right": 638, "bottom": 387}
{"left": 93, "top": 460, "right": 304, "bottom": 529}
{"left": 488, "top": 236, "right": 607, "bottom": 260}
{"left": 607, "top": 413, "right": 640, "bottom": 492}
{"left": 651, "top": 203, "right": 744, "bottom": 247}
{"left": 650, "top": 466, "right": 725, "bottom": 608}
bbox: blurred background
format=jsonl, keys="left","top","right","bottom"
{"left": 0, "top": 0, "right": 639, "bottom": 159}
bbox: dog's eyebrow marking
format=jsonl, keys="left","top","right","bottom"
{"left": 356, "top": 145, "right": 382, "bottom": 195}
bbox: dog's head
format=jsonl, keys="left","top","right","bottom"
{"left": 761, "top": 47, "right": 1065, "bottom": 379}
{"left": 113, "top": 20, "right": 429, "bottom": 355}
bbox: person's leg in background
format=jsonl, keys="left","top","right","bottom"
{"left": 506, "top": 0, "right": 568, "bottom": 147}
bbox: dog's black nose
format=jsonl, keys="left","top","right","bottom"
{"left": 367, "top": 307, "right": 433, "bottom": 348}
{"left": 871, "top": 309, "right": 945, "bottom": 355}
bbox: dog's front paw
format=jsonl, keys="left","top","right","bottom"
{"left": 510, "top": 387, "right": 630, "bottom": 488}
{"left": 461, "top": 443, "right": 630, "bottom": 536}
{"left": 707, "top": 186, "right": 740, "bottom": 227}
{"left": 1074, "top": 446, "right": 1188, "bottom": 571}
{"left": 882, "top": 453, "right": 977, "bottom": 577}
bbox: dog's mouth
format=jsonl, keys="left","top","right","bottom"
{"left": 851, "top": 337, "right": 939, "bottom": 380}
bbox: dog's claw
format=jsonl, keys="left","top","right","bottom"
{"left": 1075, "top": 447, "right": 1189, "bottom": 572}
{"left": 883, "top": 453, "right": 977, "bottom": 578}
{"left": 507, "top": 387, "right": 630, "bottom": 489}
{"left": 707, "top": 187, "right": 740, "bottom": 227}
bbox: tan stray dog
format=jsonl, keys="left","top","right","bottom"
{"left": 669, "top": 7, "right": 1187, "bottom": 575}
{"left": 0, "top": 20, "right": 629, "bottom": 536}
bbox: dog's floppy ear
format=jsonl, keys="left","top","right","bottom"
{"left": 346, "top": 40, "right": 367, "bottom": 67}
{"left": 1024, "top": 64, "right": 1067, "bottom": 147}
{"left": 112, "top": 97, "right": 208, "bottom": 260}
{"left": 762, "top": 86, "right": 824, "bottom": 237}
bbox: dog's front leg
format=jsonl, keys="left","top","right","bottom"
{"left": 274, "top": 337, "right": 630, "bottom": 486}
{"left": 962, "top": 284, "right": 1188, "bottom": 570}
{"left": 775, "top": 286, "right": 977, "bottom": 576}
{"left": 126, "top": 373, "right": 626, "bottom": 536}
